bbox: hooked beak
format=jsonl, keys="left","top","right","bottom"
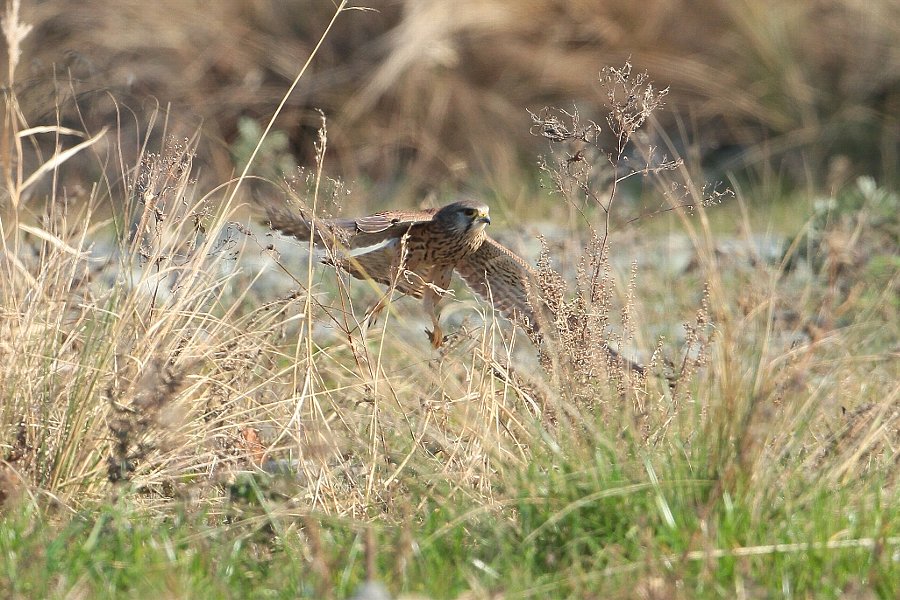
{"left": 476, "top": 212, "right": 491, "bottom": 225}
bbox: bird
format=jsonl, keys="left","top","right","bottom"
{"left": 265, "top": 199, "right": 538, "bottom": 348}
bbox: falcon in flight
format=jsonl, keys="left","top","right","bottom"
{"left": 266, "top": 199, "right": 538, "bottom": 347}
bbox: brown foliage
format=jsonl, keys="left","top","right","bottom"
{"left": 10, "top": 0, "right": 899, "bottom": 198}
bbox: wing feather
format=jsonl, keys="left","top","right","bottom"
{"left": 454, "top": 237, "right": 540, "bottom": 331}
{"left": 266, "top": 206, "right": 435, "bottom": 249}
{"left": 355, "top": 208, "right": 436, "bottom": 233}
{"left": 266, "top": 205, "right": 433, "bottom": 297}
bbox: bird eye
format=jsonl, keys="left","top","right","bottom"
{"left": 464, "top": 208, "right": 477, "bottom": 217}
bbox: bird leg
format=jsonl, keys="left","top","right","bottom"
{"left": 423, "top": 287, "right": 444, "bottom": 348}
{"left": 423, "top": 268, "right": 452, "bottom": 348}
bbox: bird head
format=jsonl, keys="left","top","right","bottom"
{"left": 435, "top": 200, "right": 491, "bottom": 235}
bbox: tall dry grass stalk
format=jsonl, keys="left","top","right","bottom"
{"left": 0, "top": 0, "right": 555, "bottom": 520}
{"left": 0, "top": 1, "right": 371, "bottom": 511}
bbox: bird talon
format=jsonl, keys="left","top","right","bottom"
{"left": 424, "top": 328, "right": 444, "bottom": 348}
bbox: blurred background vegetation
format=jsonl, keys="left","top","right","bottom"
{"left": 9, "top": 0, "right": 899, "bottom": 206}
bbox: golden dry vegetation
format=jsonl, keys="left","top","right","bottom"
{"left": 1, "top": 1, "right": 898, "bottom": 598}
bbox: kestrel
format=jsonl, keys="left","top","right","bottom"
{"left": 266, "top": 200, "right": 538, "bottom": 347}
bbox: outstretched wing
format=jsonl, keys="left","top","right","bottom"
{"left": 354, "top": 208, "right": 437, "bottom": 234}
{"left": 454, "top": 236, "right": 540, "bottom": 332}
{"left": 266, "top": 205, "right": 435, "bottom": 251}
{"left": 456, "top": 237, "right": 644, "bottom": 373}
{"left": 265, "top": 205, "right": 350, "bottom": 248}
{"left": 266, "top": 205, "right": 436, "bottom": 295}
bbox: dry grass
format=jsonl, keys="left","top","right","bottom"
{"left": 1, "top": 3, "right": 897, "bottom": 597}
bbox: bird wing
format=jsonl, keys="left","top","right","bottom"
{"left": 340, "top": 210, "right": 437, "bottom": 295}
{"left": 454, "top": 236, "right": 540, "bottom": 331}
{"left": 266, "top": 206, "right": 436, "bottom": 250}
{"left": 265, "top": 205, "right": 346, "bottom": 248}
{"left": 354, "top": 208, "right": 437, "bottom": 233}
{"left": 266, "top": 205, "right": 436, "bottom": 296}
